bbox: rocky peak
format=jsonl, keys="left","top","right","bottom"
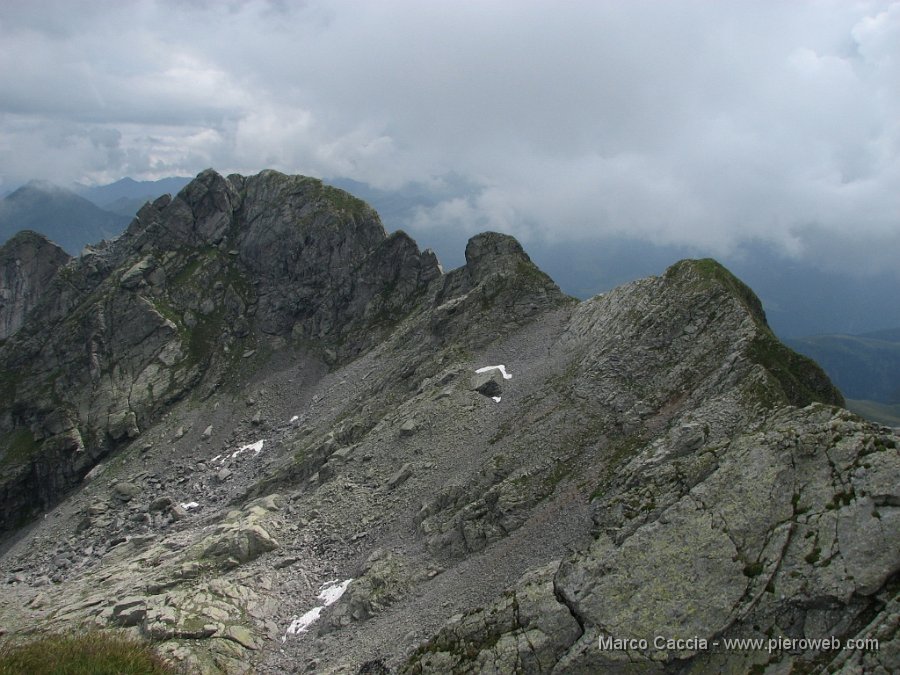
{"left": 463, "top": 231, "right": 530, "bottom": 282}
{"left": 0, "top": 230, "right": 70, "bottom": 339}
{"left": 666, "top": 258, "right": 844, "bottom": 408}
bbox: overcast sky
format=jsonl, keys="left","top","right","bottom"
{"left": 1, "top": 0, "right": 898, "bottom": 275}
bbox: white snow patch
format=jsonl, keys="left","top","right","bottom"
{"left": 210, "top": 454, "right": 222, "bottom": 463}
{"left": 284, "top": 578, "right": 353, "bottom": 638}
{"left": 286, "top": 606, "right": 322, "bottom": 635}
{"left": 476, "top": 365, "right": 512, "bottom": 379}
{"left": 289, "top": 415, "right": 299, "bottom": 423}
{"left": 318, "top": 578, "right": 353, "bottom": 606}
{"left": 229, "top": 439, "right": 265, "bottom": 460}
{"left": 491, "top": 396, "right": 501, "bottom": 403}
{"left": 180, "top": 501, "right": 200, "bottom": 510}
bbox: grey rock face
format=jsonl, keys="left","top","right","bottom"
{"left": 194, "top": 497, "right": 282, "bottom": 569}
{"left": 471, "top": 369, "right": 503, "bottom": 397}
{"left": 404, "top": 563, "right": 582, "bottom": 674}
{"left": 548, "top": 404, "right": 900, "bottom": 674}
{"left": 0, "top": 230, "right": 70, "bottom": 339}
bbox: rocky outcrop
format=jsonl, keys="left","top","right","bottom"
{"left": 193, "top": 496, "right": 283, "bottom": 570}
{"left": 547, "top": 403, "right": 899, "bottom": 673}
{"left": 404, "top": 563, "right": 581, "bottom": 674}
{"left": 427, "top": 232, "right": 568, "bottom": 350}
{"left": 324, "top": 550, "right": 413, "bottom": 630}
{"left": 0, "top": 231, "right": 70, "bottom": 339}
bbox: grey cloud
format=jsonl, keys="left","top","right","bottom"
{"left": 0, "top": 0, "right": 897, "bottom": 277}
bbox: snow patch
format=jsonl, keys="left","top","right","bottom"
{"left": 231, "top": 440, "right": 264, "bottom": 458}
{"left": 318, "top": 579, "right": 353, "bottom": 606}
{"left": 476, "top": 365, "right": 512, "bottom": 379}
{"left": 284, "top": 578, "right": 353, "bottom": 638}
{"left": 289, "top": 415, "right": 299, "bottom": 423}
{"left": 214, "top": 440, "right": 266, "bottom": 464}
{"left": 286, "top": 606, "right": 322, "bottom": 635}
{"left": 491, "top": 396, "right": 501, "bottom": 403}
{"left": 180, "top": 501, "right": 200, "bottom": 510}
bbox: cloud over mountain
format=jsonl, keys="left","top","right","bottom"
{"left": 1, "top": 1, "right": 898, "bottom": 274}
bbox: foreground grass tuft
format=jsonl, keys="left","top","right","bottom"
{"left": 0, "top": 631, "right": 178, "bottom": 675}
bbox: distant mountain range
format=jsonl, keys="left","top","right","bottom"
{"left": 787, "top": 328, "right": 900, "bottom": 402}
{"left": 0, "top": 177, "right": 191, "bottom": 255}
{"left": 786, "top": 328, "right": 900, "bottom": 425}
{"left": 0, "top": 181, "right": 130, "bottom": 255}
{"left": 75, "top": 176, "right": 192, "bottom": 217}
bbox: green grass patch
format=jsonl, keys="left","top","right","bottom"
{"left": 676, "top": 258, "right": 767, "bottom": 324}
{"left": 321, "top": 183, "right": 371, "bottom": 218}
{"left": 0, "top": 631, "right": 179, "bottom": 675}
{"left": 748, "top": 332, "right": 844, "bottom": 408}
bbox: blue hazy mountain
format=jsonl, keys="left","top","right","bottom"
{"left": 787, "top": 329, "right": 900, "bottom": 405}
{"left": 76, "top": 176, "right": 192, "bottom": 217}
{"left": 0, "top": 181, "right": 130, "bottom": 255}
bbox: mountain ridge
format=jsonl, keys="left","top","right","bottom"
{"left": 0, "top": 169, "right": 566, "bottom": 533}
{"left": 0, "top": 169, "right": 895, "bottom": 674}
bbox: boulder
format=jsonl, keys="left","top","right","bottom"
{"left": 399, "top": 419, "right": 419, "bottom": 437}
{"left": 386, "top": 463, "right": 413, "bottom": 491}
{"left": 112, "top": 596, "right": 149, "bottom": 627}
{"left": 471, "top": 370, "right": 503, "bottom": 397}
{"left": 112, "top": 482, "right": 141, "bottom": 502}
{"left": 326, "top": 551, "right": 411, "bottom": 629}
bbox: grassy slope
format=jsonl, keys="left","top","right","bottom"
{"left": 0, "top": 631, "right": 179, "bottom": 675}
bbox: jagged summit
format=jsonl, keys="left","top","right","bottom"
{"left": 0, "top": 169, "right": 566, "bottom": 532}
{"left": 0, "top": 170, "right": 893, "bottom": 674}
